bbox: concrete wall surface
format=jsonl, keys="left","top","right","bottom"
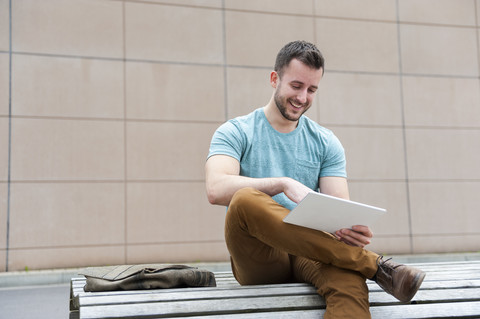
{"left": 1, "top": 0, "right": 480, "bottom": 271}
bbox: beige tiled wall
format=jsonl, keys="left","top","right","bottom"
{"left": 13, "top": 0, "right": 124, "bottom": 58}
{"left": 0, "top": 55, "right": 8, "bottom": 116}
{"left": 400, "top": 24, "right": 478, "bottom": 77}
{"left": 125, "top": 3, "right": 224, "bottom": 64}
{"left": 0, "top": 0, "right": 9, "bottom": 53}
{"left": 12, "top": 55, "right": 125, "bottom": 118}
{"left": 316, "top": 19, "right": 400, "bottom": 74}
{"left": 126, "top": 62, "right": 226, "bottom": 121}
{"left": 1, "top": 0, "right": 479, "bottom": 271}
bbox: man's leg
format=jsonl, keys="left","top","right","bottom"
{"left": 292, "top": 256, "right": 371, "bottom": 319}
{"left": 226, "top": 187, "right": 426, "bottom": 304}
{"left": 225, "top": 190, "right": 292, "bottom": 285}
{"left": 225, "top": 187, "right": 379, "bottom": 280}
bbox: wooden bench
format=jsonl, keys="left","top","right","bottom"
{"left": 70, "top": 260, "right": 480, "bottom": 318}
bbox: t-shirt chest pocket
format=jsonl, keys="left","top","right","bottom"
{"left": 294, "top": 159, "right": 321, "bottom": 190}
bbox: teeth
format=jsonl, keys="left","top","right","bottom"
{"left": 291, "top": 101, "right": 302, "bottom": 108}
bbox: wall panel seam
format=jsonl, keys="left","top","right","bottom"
{"left": 5, "top": 0, "right": 12, "bottom": 272}
{"left": 5, "top": 180, "right": 208, "bottom": 183}
{"left": 119, "top": 0, "right": 222, "bottom": 12}
{"left": 122, "top": 0, "right": 128, "bottom": 265}
{"left": 349, "top": 179, "right": 480, "bottom": 183}
{"left": 10, "top": 51, "right": 480, "bottom": 80}
{"left": 376, "top": 233, "right": 480, "bottom": 238}
{"left": 475, "top": 0, "right": 480, "bottom": 110}
{"left": 221, "top": 0, "right": 228, "bottom": 121}
{"left": 395, "top": 0, "right": 414, "bottom": 254}
{"left": 5, "top": 115, "right": 224, "bottom": 125}
{"left": 7, "top": 244, "right": 132, "bottom": 251}
{"left": 411, "top": 233, "right": 480, "bottom": 237}
{"left": 327, "top": 124, "right": 480, "bottom": 130}
{"left": 6, "top": 179, "right": 480, "bottom": 184}
{"left": 127, "top": 240, "right": 226, "bottom": 246}
{"left": 3, "top": 240, "right": 227, "bottom": 251}
{"left": 7, "top": 116, "right": 480, "bottom": 130}
{"left": 113, "top": 0, "right": 480, "bottom": 30}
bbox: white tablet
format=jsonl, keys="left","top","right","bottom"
{"left": 283, "top": 192, "right": 386, "bottom": 233}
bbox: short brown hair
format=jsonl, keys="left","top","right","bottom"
{"left": 274, "top": 40, "right": 325, "bottom": 77}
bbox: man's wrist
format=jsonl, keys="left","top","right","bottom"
{"left": 266, "top": 176, "right": 289, "bottom": 196}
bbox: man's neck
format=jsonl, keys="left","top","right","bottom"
{"left": 263, "top": 99, "right": 299, "bottom": 133}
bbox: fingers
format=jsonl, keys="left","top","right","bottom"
{"left": 335, "top": 226, "right": 373, "bottom": 248}
{"left": 283, "top": 178, "right": 315, "bottom": 204}
{"left": 352, "top": 225, "right": 373, "bottom": 238}
{"left": 338, "top": 233, "right": 368, "bottom": 248}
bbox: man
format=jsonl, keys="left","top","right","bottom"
{"left": 205, "top": 40, "right": 425, "bottom": 318}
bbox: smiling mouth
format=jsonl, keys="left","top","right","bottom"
{"left": 289, "top": 100, "right": 305, "bottom": 109}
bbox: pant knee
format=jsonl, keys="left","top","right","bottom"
{"left": 229, "top": 187, "right": 258, "bottom": 209}
{"left": 225, "top": 187, "right": 261, "bottom": 235}
{"left": 227, "top": 187, "right": 265, "bottom": 221}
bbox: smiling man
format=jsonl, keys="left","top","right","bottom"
{"left": 205, "top": 41, "right": 425, "bottom": 318}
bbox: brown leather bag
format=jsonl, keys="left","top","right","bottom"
{"left": 80, "top": 264, "right": 216, "bottom": 292}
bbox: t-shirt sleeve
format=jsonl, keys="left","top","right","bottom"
{"left": 207, "top": 120, "right": 244, "bottom": 162}
{"left": 320, "top": 133, "right": 347, "bottom": 178}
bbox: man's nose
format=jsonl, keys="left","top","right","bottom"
{"left": 297, "top": 90, "right": 308, "bottom": 104}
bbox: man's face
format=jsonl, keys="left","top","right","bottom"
{"left": 273, "top": 59, "right": 323, "bottom": 122}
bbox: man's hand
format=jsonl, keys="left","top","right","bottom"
{"left": 335, "top": 225, "right": 373, "bottom": 248}
{"left": 282, "top": 178, "right": 314, "bottom": 204}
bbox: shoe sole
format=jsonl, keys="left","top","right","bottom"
{"left": 400, "top": 271, "right": 426, "bottom": 302}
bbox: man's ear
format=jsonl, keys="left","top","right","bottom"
{"left": 270, "top": 71, "right": 279, "bottom": 88}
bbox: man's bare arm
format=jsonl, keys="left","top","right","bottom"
{"left": 319, "top": 176, "right": 350, "bottom": 200}
{"left": 319, "top": 176, "right": 374, "bottom": 248}
{"left": 205, "top": 155, "right": 312, "bottom": 206}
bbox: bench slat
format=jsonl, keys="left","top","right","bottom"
{"left": 71, "top": 276, "right": 480, "bottom": 298}
{"left": 369, "top": 301, "right": 480, "bottom": 319}
{"left": 79, "top": 285, "right": 318, "bottom": 306}
{"left": 80, "top": 295, "right": 324, "bottom": 319}
{"left": 78, "top": 285, "right": 480, "bottom": 308}
{"left": 78, "top": 288, "right": 480, "bottom": 318}
{"left": 158, "top": 301, "right": 480, "bottom": 319}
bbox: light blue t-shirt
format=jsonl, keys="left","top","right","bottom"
{"left": 207, "top": 108, "right": 346, "bottom": 210}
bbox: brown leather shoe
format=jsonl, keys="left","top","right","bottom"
{"left": 374, "top": 257, "right": 426, "bottom": 302}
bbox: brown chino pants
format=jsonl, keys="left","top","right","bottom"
{"left": 225, "top": 187, "right": 380, "bottom": 319}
